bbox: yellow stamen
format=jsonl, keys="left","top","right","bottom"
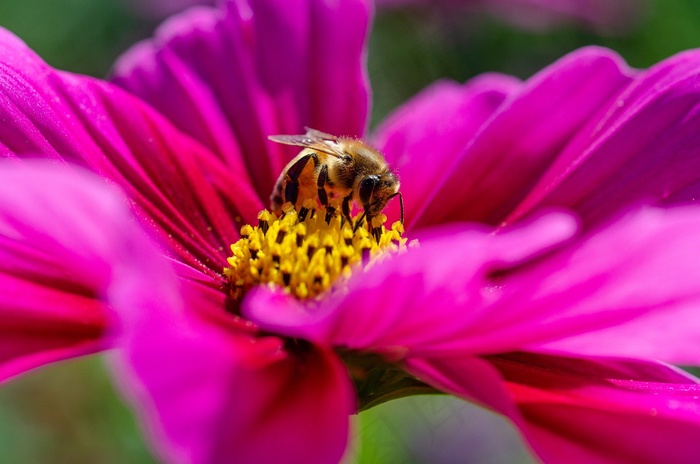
{"left": 224, "top": 204, "right": 411, "bottom": 300}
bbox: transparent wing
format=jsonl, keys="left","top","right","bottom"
{"left": 268, "top": 128, "right": 343, "bottom": 157}
{"left": 303, "top": 127, "right": 338, "bottom": 141}
{"left": 267, "top": 134, "right": 318, "bottom": 146}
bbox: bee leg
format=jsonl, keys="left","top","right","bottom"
{"left": 364, "top": 209, "right": 380, "bottom": 242}
{"left": 284, "top": 153, "right": 317, "bottom": 206}
{"left": 353, "top": 208, "right": 369, "bottom": 233}
{"left": 372, "top": 226, "right": 382, "bottom": 243}
{"left": 325, "top": 206, "right": 337, "bottom": 224}
{"left": 317, "top": 164, "right": 330, "bottom": 208}
{"left": 341, "top": 195, "right": 353, "bottom": 229}
{"left": 317, "top": 164, "right": 339, "bottom": 224}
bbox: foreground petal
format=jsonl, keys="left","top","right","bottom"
{"left": 0, "top": 28, "right": 262, "bottom": 280}
{"left": 0, "top": 162, "right": 173, "bottom": 382}
{"left": 243, "top": 213, "right": 577, "bottom": 355}
{"left": 111, "top": 0, "right": 372, "bottom": 200}
{"left": 508, "top": 48, "right": 700, "bottom": 228}
{"left": 410, "top": 46, "right": 634, "bottom": 229}
{"left": 409, "top": 352, "right": 700, "bottom": 464}
{"left": 116, "top": 281, "right": 355, "bottom": 464}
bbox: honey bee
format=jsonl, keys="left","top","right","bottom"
{"left": 269, "top": 127, "right": 403, "bottom": 231}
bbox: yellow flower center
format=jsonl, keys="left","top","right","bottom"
{"left": 224, "top": 201, "right": 412, "bottom": 300}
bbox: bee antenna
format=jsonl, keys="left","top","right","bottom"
{"left": 388, "top": 192, "right": 404, "bottom": 225}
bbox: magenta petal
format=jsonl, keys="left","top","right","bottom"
{"left": 0, "top": 27, "right": 262, "bottom": 279}
{"left": 409, "top": 46, "right": 633, "bottom": 229}
{"left": 373, "top": 75, "right": 521, "bottom": 227}
{"left": 0, "top": 162, "right": 174, "bottom": 382}
{"left": 508, "top": 48, "right": 700, "bottom": 228}
{"left": 241, "top": 286, "right": 334, "bottom": 345}
{"left": 0, "top": 272, "right": 104, "bottom": 383}
{"left": 116, "top": 283, "right": 355, "bottom": 464}
{"left": 409, "top": 353, "right": 700, "bottom": 464}
{"left": 111, "top": 0, "right": 371, "bottom": 200}
{"left": 244, "top": 213, "right": 577, "bottom": 356}
{"left": 502, "top": 206, "right": 700, "bottom": 365}
{"left": 493, "top": 353, "right": 700, "bottom": 464}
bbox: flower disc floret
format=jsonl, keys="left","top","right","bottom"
{"left": 225, "top": 203, "right": 410, "bottom": 300}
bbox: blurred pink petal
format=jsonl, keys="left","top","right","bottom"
{"left": 116, "top": 275, "right": 354, "bottom": 464}
{"left": 0, "top": 162, "right": 176, "bottom": 382}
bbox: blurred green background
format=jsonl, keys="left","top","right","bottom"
{"left": 2, "top": 0, "right": 700, "bottom": 462}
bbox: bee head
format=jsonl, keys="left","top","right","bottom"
{"left": 358, "top": 172, "right": 400, "bottom": 217}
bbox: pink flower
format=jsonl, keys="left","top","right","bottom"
{"left": 2, "top": 1, "right": 700, "bottom": 464}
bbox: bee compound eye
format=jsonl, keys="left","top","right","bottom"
{"left": 359, "top": 176, "right": 379, "bottom": 205}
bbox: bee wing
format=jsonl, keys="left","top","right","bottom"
{"left": 303, "top": 127, "right": 339, "bottom": 141}
{"left": 268, "top": 127, "right": 339, "bottom": 145}
{"left": 268, "top": 128, "right": 344, "bottom": 158}
{"left": 267, "top": 134, "right": 319, "bottom": 147}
